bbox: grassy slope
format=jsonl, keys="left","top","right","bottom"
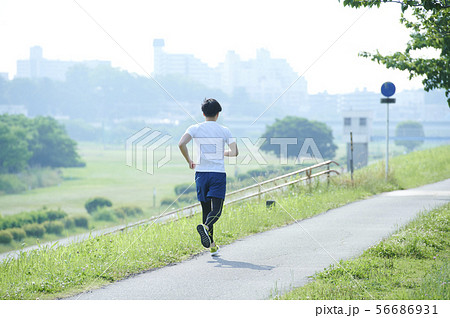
{"left": 278, "top": 145, "right": 450, "bottom": 300}
{"left": 0, "top": 145, "right": 448, "bottom": 299}
{"left": 280, "top": 203, "right": 449, "bottom": 300}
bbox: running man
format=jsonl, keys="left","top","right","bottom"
{"left": 178, "top": 98, "right": 238, "bottom": 256}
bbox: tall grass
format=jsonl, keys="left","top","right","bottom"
{"left": 0, "top": 145, "right": 449, "bottom": 300}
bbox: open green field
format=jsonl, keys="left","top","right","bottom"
{"left": 0, "top": 143, "right": 189, "bottom": 215}
{"left": 0, "top": 145, "right": 448, "bottom": 299}
{"left": 0, "top": 142, "right": 282, "bottom": 216}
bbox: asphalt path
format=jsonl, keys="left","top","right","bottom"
{"left": 69, "top": 179, "right": 449, "bottom": 300}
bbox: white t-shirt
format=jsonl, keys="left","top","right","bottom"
{"left": 185, "top": 121, "right": 233, "bottom": 173}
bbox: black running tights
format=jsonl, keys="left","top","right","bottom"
{"left": 200, "top": 197, "right": 224, "bottom": 243}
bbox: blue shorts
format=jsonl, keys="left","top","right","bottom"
{"left": 195, "top": 172, "right": 226, "bottom": 202}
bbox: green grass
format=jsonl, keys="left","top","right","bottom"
{"left": 0, "top": 142, "right": 282, "bottom": 215}
{"left": 0, "top": 145, "right": 448, "bottom": 299}
{"left": 0, "top": 143, "right": 192, "bottom": 215}
{"left": 279, "top": 203, "right": 450, "bottom": 300}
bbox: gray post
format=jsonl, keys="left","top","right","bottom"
{"left": 350, "top": 131, "right": 354, "bottom": 183}
{"left": 386, "top": 102, "right": 389, "bottom": 181}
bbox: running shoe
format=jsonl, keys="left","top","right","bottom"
{"left": 210, "top": 245, "right": 220, "bottom": 256}
{"left": 196, "top": 224, "right": 211, "bottom": 248}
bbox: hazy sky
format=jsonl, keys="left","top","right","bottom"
{"left": 0, "top": 0, "right": 435, "bottom": 94}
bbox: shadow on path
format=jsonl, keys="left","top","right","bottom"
{"left": 208, "top": 256, "right": 275, "bottom": 271}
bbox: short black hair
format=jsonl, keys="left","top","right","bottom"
{"left": 201, "top": 98, "right": 222, "bottom": 117}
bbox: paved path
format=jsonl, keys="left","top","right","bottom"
{"left": 71, "top": 179, "right": 450, "bottom": 300}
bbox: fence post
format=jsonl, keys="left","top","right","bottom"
{"left": 258, "top": 183, "right": 261, "bottom": 202}
{"left": 307, "top": 169, "right": 312, "bottom": 191}
{"left": 327, "top": 163, "right": 330, "bottom": 187}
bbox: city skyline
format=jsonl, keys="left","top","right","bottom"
{"left": 1, "top": 0, "right": 439, "bottom": 95}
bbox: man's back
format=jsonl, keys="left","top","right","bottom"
{"left": 186, "top": 121, "right": 232, "bottom": 173}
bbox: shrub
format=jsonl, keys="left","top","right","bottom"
{"left": 174, "top": 183, "right": 196, "bottom": 195}
{"left": 85, "top": 197, "right": 113, "bottom": 214}
{"left": 115, "top": 206, "right": 144, "bottom": 218}
{"left": 43, "top": 221, "right": 64, "bottom": 235}
{"left": 92, "top": 208, "right": 117, "bottom": 222}
{"left": 0, "top": 216, "right": 16, "bottom": 230}
{"left": 113, "top": 209, "right": 126, "bottom": 220}
{"left": 72, "top": 215, "right": 89, "bottom": 228}
{"left": 45, "top": 209, "right": 68, "bottom": 221}
{"left": 8, "top": 228, "right": 26, "bottom": 241}
{"left": 160, "top": 197, "right": 178, "bottom": 207}
{"left": 63, "top": 217, "right": 75, "bottom": 229}
{"left": 23, "top": 224, "right": 45, "bottom": 238}
{"left": 178, "top": 194, "right": 196, "bottom": 204}
{"left": 0, "top": 208, "right": 68, "bottom": 230}
{"left": 28, "top": 210, "right": 49, "bottom": 224}
{"left": 0, "top": 230, "right": 13, "bottom": 244}
{"left": 0, "top": 174, "right": 27, "bottom": 194}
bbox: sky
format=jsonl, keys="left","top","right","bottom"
{"left": 0, "top": 0, "right": 436, "bottom": 94}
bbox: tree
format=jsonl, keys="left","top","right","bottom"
{"left": 261, "top": 116, "right": 337, "bottom": 160}
{"left": 0, "top": 114, "right": 84, "bottom": 170}
{"left": 0, "top": 122, "right": 31, "bottom": 173}
{"left": 395, "top": 120, "right": 425, "bottom": 152}
{"left": 28, "top": 116, "right": 85, "bottom": 168}
{"left": 340, "top": 0, "right": 450, "bottom": 107}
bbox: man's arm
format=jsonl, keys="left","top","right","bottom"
{"left": 178, "top": 133, "right": 195, "bottom": 169}
{"left": 224, "top": 142, "right": 239, "bottom": 157}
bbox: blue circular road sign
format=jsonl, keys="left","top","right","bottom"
{"left": 381, "top": 82, "right": 396, "bottom": 97}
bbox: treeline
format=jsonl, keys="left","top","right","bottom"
{"left": 0, "top": 64, "right": 269, "bottom": 121}
{"left": 0, "top": 114, "right": 84, "bottom": 173}
{"left": 0, "top": 65, "right": 261, "bottom": 121}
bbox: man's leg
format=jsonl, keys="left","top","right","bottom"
{"left": 204, "top": 197, "right": 224, "bottom": 243}
{"left": 200, "top": 199, "right": 214, "bottom": 242}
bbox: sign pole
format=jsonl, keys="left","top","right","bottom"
{"left": 386, "top": 101, "right": 389, "bottom": 181}
{"left": 350, "top": 131, "right": 354, "bottom": 184}
{"left": 380, "top": 82, "right": 396, "bottom": 182}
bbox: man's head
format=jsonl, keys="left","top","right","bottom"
{"left": 201, "top": 98, "right": 222, "bottom": 118}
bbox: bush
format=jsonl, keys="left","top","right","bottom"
{"left": 160, "top": 197, "right": 178, "bottom": 207}
{"left": 8, "top": 228, "right": 26, "bottom": 241}
{"left": 63, "top": 217, "right": 75, "bottom": 229}
{"left": 43, "top": 221, "right": 64, "bottom": 235}
{"left": 113, "top": 209, "right": 126, "bottom": 220}
{"left": 115, "top": 206, "right": 144, "bottom": 218}
{"left": 28, "top": 210, "right": 49, "bottom": 224}
{"left": 178, "top": 194, "right": 196, "bottom": 204}
{"left": 174, "top": 183, "right": 196, "bottom": 195}
{"left": 0, "top": 174, "right": 27, "bottom": 194}
{"left": 45, "top": 209, "right": 68, "bottom": 221}
{"left": 0, "top": 230, "right": 13, "bottom": 244}
{"left": 92, "top": 208, "right": 117, "bottom": 222}
{"left": 85, "top": 197, "right": 113, "bottom": 214}
{"left": 23, "top": 224, "right": 45, "bottom": 238}
{"left": 72, "top": 215, "right": 89, "bottom": 228}
{"left": 0, "top": 208, "right": 67, "bottom": 230}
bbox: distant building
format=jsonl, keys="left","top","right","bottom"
{"left": 0, "top": 73, "right": 8, "bottom": 80}
{"left": 343, "top": 110, "right": 373, "bottom": 171}
{"left": 16, "top": 46, "right": 111, "bottom": 81}
{"left": 217, "top": 49, "right": 307, "bottom": 109}
{"left": 153, "top": 39, "right": 219, "bottom": 88}
{"left": 0, "top": 105, "right": 28, "bottom": 116}
{"left": 152, "top": 39, "right": 307, "bottom": 111}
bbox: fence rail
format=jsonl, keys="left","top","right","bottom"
{"left": 109, "top": 160, "right": 340, "bottom": 234}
